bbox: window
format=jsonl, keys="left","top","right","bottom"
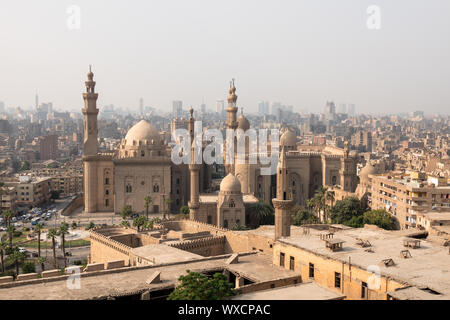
{"left": 334, "top": 272, "right": 341, "bottom": 288}
{"left": 280, "top": 252, "right": 285, "bottom": 267}
{"left": 153, "top": 184, "right": 159, "bottom": 193}
{"left": 105, "top": 189, "right": 109, "bottom": 195}
{"left": 207, "top": 216, "right": 212, "bottom": 224}
{"left": 105, "top": 178, "right": 109, "bottom": 185}
{"left": 289, "top": 256, "right": 295, "bottom": 270}
{"left": 361, "top": 282, "right": 368, "bottom": 299}
{"left": 229, "top": 199, "right": 235, "bottom": 208}
{"left": 105, "top": 199, "right": 109, "bottom": 207}
{"left": 309, "top": 263, "right": 315, "bottom": 278}
{"left": 223, "top": 219, "right": 228, "bottom": 228}
{"left": 126, "top": 184, "right": 132, "bottom": 193}
{"left": 141, "top": 150, "right": 145, "bottom": 157}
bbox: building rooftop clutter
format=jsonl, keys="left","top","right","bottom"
{"left": 0, "top": 253, "right": 297, "bottom": 300}
{"left": 325, "top": 238, "right": 345, "bottom": 252}
{"left": 403, "top": 239, "right": 421, "bottom": 249}
{"left": 131, "top": 244, "right": 203, "bottom": 265}
{"left": 276, "top": 225, "right": 450, "bottom": 297}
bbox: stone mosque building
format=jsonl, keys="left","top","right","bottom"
{"left": 82, "top": 68, "right": 358, "bottom": 228}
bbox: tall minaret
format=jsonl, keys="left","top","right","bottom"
{"left": 188, "top": 107, "right": 200, "bottom": 220}
{"left": 226, "top": 79, "right": 238, "bottom": 130}
{"left": 272, "top": 147, "right": 293, "bottom": 239}
{"left": 340, "top": 141, "right": 357, "bottom": 192}
{"left": 82, "top": 66, "right": 99, "bottom": 156}
{"left": 82, "top": 66, "right": 99, "bottom": 213}
{"left": 225, "top": 79, "right": 238, "bottom": 174}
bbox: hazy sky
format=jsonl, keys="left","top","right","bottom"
{"left": 1, "top": 0, "right": 449, "bottom": 114}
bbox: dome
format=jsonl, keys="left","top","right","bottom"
{"left": 280, "top": 130, "right": 297, "bottom": 148}
{"left": 360, "top": 162, "right": 377, "bottom": 181}
{"left": 124, "top": 120, "right": 161, "bottom": 146}
{"left": 220, "top": 173, "right": 241, "bottom": 193}
{"left": 237, "top": 114, "right": 250, "bottom": 131}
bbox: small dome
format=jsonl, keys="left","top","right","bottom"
{"left": 280, "top": 130, "right": 296, "bottom": 148}
{"left": 237, "top": 114, "right": 250, "bottom": 131}
{"left": 124, "top": 120, "right": 161, "bottom": 146}
{"left": 360, "top": 163, "right": 377, "bottom": 181}
{"left": 220, "top": 173, "right": 241, "bottom": 193}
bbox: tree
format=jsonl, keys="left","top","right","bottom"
{"left": 362, "top": 210, "right": 395, "bottom": 230}
{"left": 71, "top": 222, "right": 77, "bottom": 230}
{"left": 144, "top": 195, "right": 152, "bottom": 220}
{"left": 86, "top": 221, "right": 95, "bottom": 230}
{"left": 0, "top": 238, "right": 7, "bottom": 273}
{"left": 231, "top": 223, "right": 246, "bottom": 231}
{"left": 307, "top": 186, "right": 328, "bottom": 222}
{"left": 329, "top": 197, "right": 364, "bottom": 225}
{"left": 167, "top": 270, "right": 235, "bottom": 300}
{"left": 247, "top": 200, "right": 274, "bottom": 228}
{"left": 19, "top": 161, "right": 30, "bottom": 172}
{"left": 121, "top": 205, "right": 133, "bottom": 220}
{"left": 180, "top": 205, "right": 190, "bottom": 215}
{"left": 38, "top": 257, "right": 46, "bottom": 272}
{"left": 120, "top": 220, "right": 130, "bottom": 228}
{"left": 47, "top": 228, "right": 59, "bottom": 269}
{"left": 293, "top": 209, "right": 319, "bottom": 226}
{"left": 2, "top": 209, "right": 14, "bottom": 228}
{"left": 22, "top": 261, "right": 36, "bottom": 274}
{"left": 50, "top": 190, "right": 60, "bottom": 200}
{"left": 7, "top": 225, "right": 15, "bottom": 248}
{"left": 9, "top": 249, "right": 26, "bottom": 276}
{"left": 59, "top": 222, "right": 69, "bottom": 268}
{"left": 133, "top": 216, "right": 147, "bottom": 232}
{"left": 164, "top": 197, "right": 173, "bottom": 220}
{"left": 34, "top": 223, "right": 43, "bottom": 261}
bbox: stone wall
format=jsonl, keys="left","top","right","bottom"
{"left": 61, "top": 194, "right": 84, "bottom": 216}
{"left": 168, "top": 236, "right": 226, "bottom": 257}
{"left": 89, "top": 229, "right": 133, "bottom": 266}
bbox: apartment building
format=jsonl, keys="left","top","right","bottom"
{"left": 369, "top": 172, "right": 450, "bottom": 229}
{"left": 14, "top": 176, "right": 52, "bottom": 208}
{"left": 0, "top": 186, "right": 16, "bottom": 213}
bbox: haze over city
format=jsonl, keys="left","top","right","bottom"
{"left": 1, "top": 0, "right": 449, "bottom": 115}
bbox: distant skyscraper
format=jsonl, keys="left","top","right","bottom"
{"left": 139, "top": 98, "right": 144, "bottom": 115}
{"left": 324, "top": 101, "right": 336, "bottom": 120}
{"left": 35, "top": 93, "right": 39, "bottom": 109}
{"left": 348, "top": 104, "right": 355, "bottom": 117}
{"left": 0, "top": 101, "right": 4, "bottom": 113}
{"left": 258, "top": 101, "right": 269, "bottom": 115}
{"left": 338, "top": 104, "right": 347, "bottom": 114}
{"left": 216, "top": 100, "right": 224, "bottom": 113}
{"left": 39, "top": 135, "right": 58, "bottom": 160}
{"left": 172, "top": 100, "right": 183, "bottom": 117}
{"left": 201, "top": 103, "right": 206, "bottom": 114}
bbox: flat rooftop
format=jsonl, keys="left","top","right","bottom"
{"left": 131, "top": 244, "right": 203, "bottom": 264}
{"left": 0, "top": 253, "right": 297, "bottom": 300}
{"left": 232, "top": 282, "right": 345, "bottom": 300}
{"left": 276, "top": 226, "right": 450, "bottom": 297}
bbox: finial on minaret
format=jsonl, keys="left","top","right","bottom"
{"left": 227, "top": 78, "right": 238, "bottom": 105}
{"left": 189, "top": 106, "right": 194, "bottom": 119}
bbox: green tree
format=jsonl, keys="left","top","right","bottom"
{"left": 167, "top": 270, "right": 235, "bottom": 300}
{"left": 329, "top": 197, "right": 364, "bottom": 225}
{"left": 22, "top": 261, "right": 36, "bottom": 274}
{"left": 144, "top": 195, "right": 152, "bottom": 220}
{"left": 46, "top": 228, "right": 59, "bottom": 269}
{"left": 86, "top": 221, "right": 95, "bottom": 230}
{"left": 0, "top": 238, "right": 7, "bottom": 273}
{"left": 133, "top": 215, "right": 147, "bottom": 232}
{"left": 59, "top": 222, "right": 69, "bottom": 268}
{"left": 179, "top": 205, "right": 190, "bottom": 215}
{"left": 19, "top": 161, "right": 30, "bottom": 172}
{"left": 34, "top": 223, "right": 43, "bottom": 262}
{"left": 293, "top": 209, "right": 319, "bottom": 226}
{"left": 231, "top": 223, "right": 246, "bottom": 231}
{"left": 307, "top": 186, "right": 328, "bottom": 221}
{"left": 362, "top": 210, "right": 395, "bottom": 230}
{"left": 38, "top": 257, "right": 46, "bottom": 272}
{"left": 50, "top": 190, "right": 60, "bottom": 200}
{"left": 121, "top": 205, "right": 133, "bottom": 220}
{"left": 71, "top": 222, "right": 77, "bottom": 229}
{"left": 120, "top": 220, "right": 130, "bottom": 228}
{"left": 247, "top": 200, "right": 274, "bottom": 227}
{"left": 164, "top": 197, "right": 173, "bottom": 220}
{"left": 2, "top": 209, "right": 14, "bottom": 228}
{"left": 9, "top": 249, "right": 26, "bottom": 276}
{"left": 7, "top": 225, "right": 15, "bottom": 248}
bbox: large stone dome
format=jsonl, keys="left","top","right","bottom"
{"left": 360, "top": 162, "right": 377, "bottom": 181}
{"left": 280, "top": 129, "right": 296, "bottom": 148}
{"left": 237, "top": 114, "right": 250, "bottom": 131}
{"left": 220, "top": 173, "right": 241, "bottom": 193}
{"left": 124, "top": 120, "right": 161, "bottom": 146}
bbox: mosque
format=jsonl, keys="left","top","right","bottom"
{"left": 82, "top": 68, "right": 358, "bottom": 228}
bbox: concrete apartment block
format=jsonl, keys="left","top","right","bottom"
{"left": 17, "top": 273, "right": 39, "bottom": 281}
{"left": 0, "top": 276, "right": 13, "bottom": 284}
{"left": 42, "top": 269, "right": 62, "bottom": 278}
{"left": 84, "top": 263, "right": 104, "bottom": 272}
{"left": 105, "top": 260, "right": 125, "bottom": 270}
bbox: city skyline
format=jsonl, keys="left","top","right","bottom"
{"left": 1, "top": 0, "right": 450, "bottom": 115}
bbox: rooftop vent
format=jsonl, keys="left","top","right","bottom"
{"left": 382, "top": 258, "right": 395, "bottom": 267}
{"left": 400, "top": 250, "right": 412, "bottom": 259}
{"left": 356, "top": 238, "right": 372, "bottom": 248}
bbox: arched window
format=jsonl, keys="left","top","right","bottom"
{"left": 105, "top": 189, "right": 109, "bottom": 195}
{"left": 224, "top": 219, "right": 229, "bottom": 228}
{"left": 332, "top": 176, "right": 337, "bottom": 185}
{"left": 126, "top": 184, "right": 132, "bottom": 193}
{"left": 153, "top": 184, "right": 159, "bottom": 193}
{"left": 230, "top": 199, "right": 235, "bottom": 208}
{"left": 141, "top": 150, "right": 145, "bottom": 157}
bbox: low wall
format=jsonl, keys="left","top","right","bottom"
{"left": 168, "top": 236, "right": 226, "bottom": 257}
{"left": 61, "top": 194, "right": 84, "bottom": 216}
{"left": 236, "top": 275, "right": 302, "bottom": 295}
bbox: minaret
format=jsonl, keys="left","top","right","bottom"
{"left": 82, "top": 66, "right": 99, "bottom": 213}
{"left": 225, "top": 79, "right": 238, "bottom": 174}
{"left": 340, "top": 141, "right": 356, "bottom": 192}
{"left": 272, "top": 147, "right": 293, "bottom": 239}
{"left": 188, "top": 107, "right": 200, "bottom": 220}
{"left": 82, "top": 65, "right": 99, "bottom": 156}
{"left": 226, "top": 79, "right": 238, "bottom": 130}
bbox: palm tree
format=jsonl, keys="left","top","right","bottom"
{"left": 325, "top": 190, "right": 335, "bottom": 222}
{"left": 248, "top": 199, "right": 274, "bottom": 228}
{"left": 308, "top": 186, "right": 328, "bottom": 222}
{"left": 59, "top": 222, "right": 69, "bottom": 268}
{"left": 0, "top": 238, "right": 7, "bottom": 273}
{"left": 164, "top": 197, "right": 173, "bottom": 220}
{"left": 133, "top": 216, "right": 147, "bottom": 232}
{"left": 35, "top": 223, "right": 43, "bottom": 261}
{"left": 144, "top": 195, "right": 152, "bottom": 220}
{"left": 9, "top": 249, "right": 26, "bottom": 276}
{"left": 2, "top": 209, "right": 14, "bottom": 228}
{"left": 46, "top": 228, "right": 59, "bottom": 269}
{"left": 38, "top": 257, "right": 46, "bottom": 272}
{"left": 7, "top": 225, "right": 15, "bottom": 248}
